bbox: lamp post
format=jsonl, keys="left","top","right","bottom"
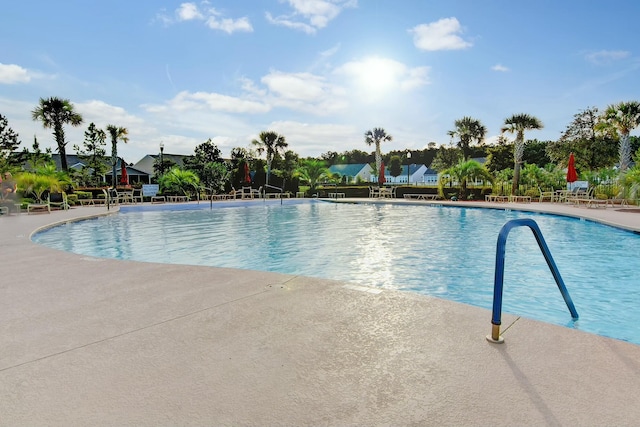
{"left": 406, "top": 151, "right": 412, "bottom": 185}
{"left": 159, "top": 142, "right": 164, "bottom": 177}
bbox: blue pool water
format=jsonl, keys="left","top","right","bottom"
{"left": 33, "top": 200, "right": 640, "bottom": 345}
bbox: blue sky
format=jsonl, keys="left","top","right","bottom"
{"left": 2, "top": 1, "right": 640, "bottom": 163}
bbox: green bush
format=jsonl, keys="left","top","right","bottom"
{"left": 74, "top": 191, "right": 92, "bottom": 200}
{"left": 524, "top": 188, "right": 539, "bottom": 198}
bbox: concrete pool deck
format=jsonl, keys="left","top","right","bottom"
{"left": 1, "top": 200, "right": 640, "bottom": 426}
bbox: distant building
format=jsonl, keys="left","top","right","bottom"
{"left": 423, "top": 167, "right": 439, "bottom": 184}
{"left": 104, "top": 162, "right": 152, "bottom": 185}
{"left": 34, "top": 154, "right": 152, "bottom": 185}
{"left": 385, "top": 164, "right": 429, "bottom": 184}
{"left": 133, "top": 153, "right": 192, "bottom": 179}
{"left": 328, "top": 163, "right": 374, "bottom": 184}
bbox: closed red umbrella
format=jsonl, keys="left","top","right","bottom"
{"left": 566, "top": 152, "right": 577, "bottom": 188}
{"left": 378, "top": 161, "right": 386, "bottom": 185}
{"left": 119, "top": 159, "right": 129, "bottom": 185}
{"left": 243, "top": 162, "right": 251, "bottom": 184}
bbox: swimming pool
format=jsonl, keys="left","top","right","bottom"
{"left": 33, "top": 200, "right": 640, "bottom": 345}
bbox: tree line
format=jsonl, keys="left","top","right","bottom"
{"left": 1, "top": 97, "right": 640, "bottom": 199}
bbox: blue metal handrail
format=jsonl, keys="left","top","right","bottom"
{"left": 487, "top": 218, "right": 579, "bottom": 343}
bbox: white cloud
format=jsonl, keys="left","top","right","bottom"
{"left": 401, "top": 66, "right": 431, "bottom": 90}
{"left": 320, "top": 43, "right": 341, "bottom": 58}
{"left": 149, "top": 90, "right": 270, "bottom": 114}
{"left": 410, "top": 17, "right": 472, "bottom": 51}
{"left": 267, "top": 120, "right": 360, "bottom": 154}
{"left": 262, "top": 71, "right": 329, "bottom": 101}
{"left": 585, "top": 50, "right": 630, "bottom": 65}
{"left": 261, "top": 70, "right": 348, "bottom": 114}
{"left": 266, "top": 0, "right": 356, "bottom": 34}
{"left": 206, "top": 16, "right": 253, "bottom": 33}
{"left": 265, "top": 12, "right": 316, "bottom": 34}
{"left": 239, "top": 77, "right": 267, "bottom": 97}
{"left": 0, "top": 63, "right": 31, "bottom": 84}
{"left": 164, "top": 2, "right": 253, "bottom": 33}
{"left": 176, "top": 2, "right": 204, "bottom": 21}
{"left": 491, "top": 64, "right": 509, "bottom": 72}
{"left": 76, "top": 100, "right": 142, "bottom": 124}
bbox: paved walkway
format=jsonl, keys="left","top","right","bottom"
{"left": 1, "top": 201, "right": 640, "bottom": 426}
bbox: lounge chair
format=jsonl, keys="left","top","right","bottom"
{"left": 27, "top": 197, "right": 50, "bottom": 214}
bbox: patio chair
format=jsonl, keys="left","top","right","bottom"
{"left": 48, "top": 192, "right": 70, "bottom": 210}
{"left": 240, "top": 186, "right": 256, "bottom": 199}
{"left": 132, "top": 188, "right": 143, "bottom": 203}
{"left": 102, "top": 189, "right": 119, "bottom": 206}
{"left": 567, "top": 187, "right": 594, "bottom": 205}
{"left": 538, "top": 187, "right": 555, "bottom": 203}
{"left": 251, "top": 186, "right": 262, "bottom": 199}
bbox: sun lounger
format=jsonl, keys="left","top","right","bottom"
{"left": 485, "top": 195, "right": 509, "bottom": 202}
{"left": 405, "top": 194, "right": 438, "bottom": 200}
{"left": 27, "top": 201, "right": 50, "bottom": 214}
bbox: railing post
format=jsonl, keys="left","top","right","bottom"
{"left": 487, "top": 218, "right": 578, "bottom": 344}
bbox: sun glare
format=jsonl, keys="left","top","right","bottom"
{"left": 358, "top": 57, "right": 399, "bottom": 92}
{"left": 338, "top": 56, "right": 404, "bottom": 100}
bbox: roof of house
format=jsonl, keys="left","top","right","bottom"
{"left": 329, "top": 163, "right": 372, "bottom": 176}
{"left": 133, "top": 153, "right": 193, "bottom": 175}
{"left": 104, "top": 165, "right": 150, "bottom": 177}
{"left": 384, "top": 164, "right": 427, "bottom": 176}
{"left": 45, "top": 154, "right": 150, "bottom": 176}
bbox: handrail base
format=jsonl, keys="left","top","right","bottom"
{"left": 486, "top": 324, "right": 504, "bottom": 344}
{"left": 486, "top": 334, "right": 504, "bottom": 344}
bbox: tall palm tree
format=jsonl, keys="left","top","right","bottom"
{"left": 501, "top": 113, "right": 543, "bottom": 195}
{"left": 597, "top": 101, "right": 640, "bottom": 172}
{"left": 364, "top": 127, "right": 392, "bottom": 185}
{"left": 106, "top": 125, "right": 128, "bottom": 188}
{"left": 251, "top": 131, "right": 287, "bottom": 186}
{"left": 448, "top": 116, "right": 487, "bottom": 160}
{"left": 31, "top": 97, "right": 83, "bottom": 172}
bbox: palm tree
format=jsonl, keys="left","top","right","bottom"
{"left": 31, "top": 97, "right": 83, "bottom": 172}
{"left": 158, "top": 167, "right": 200, "bottom": 197}
{"left": 620, "top": 166, "right": 640, "bottom": 200}
{"left": 294, "top": 159, "right": 330, "bottom": 193}
{"left": 501, "top": 113, "right": 543, "bottom": 195}
{"left": 364, "top": 127, "right": 392, "bottom": 185}
{"left": 106, "top": 125, "right": 128, "bottom": 188}
{"left": 597, "top": 101, "right": 640, "bottom": 172}
{"left": 448, "top": 116, "right": 487, "bottom": 160}
{"left": 438, "top": 159, "right": 494, "bottom": 199}
{"left": 15, "top": 171, "right": 63, "bottom": 203}
{"left": 251, "top": 131, "right": 287, "bottom": 185}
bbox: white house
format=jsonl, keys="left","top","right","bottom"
{"left": 384, "top": 164, "right": 429, "bottom": 184}
{"left": 328, "top": 163, "right": 374, "bottom": 184}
